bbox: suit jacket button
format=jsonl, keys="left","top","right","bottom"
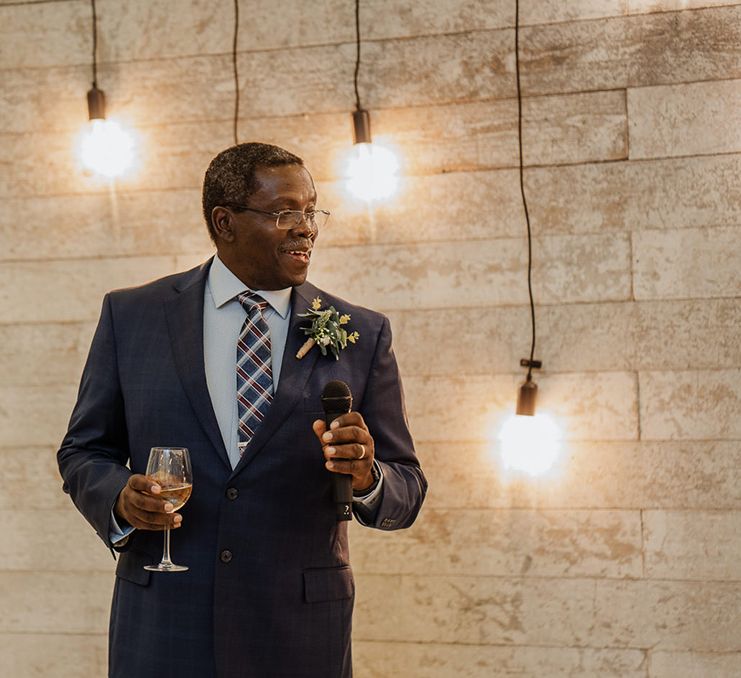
{"left": 226, "top": 487, "right": 239, "bottom": 500}
{"left": 220, "top": 550, "right": 233, "bottom": 563}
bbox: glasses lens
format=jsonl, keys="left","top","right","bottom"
{"left": 276, "top": 211, "right": 302, "bottom": 230}
{"left": 312, "top": 210, "right": 330, "bottom": 229}
{"left": 276, "top": 210, "right": 329, "bottom": 230}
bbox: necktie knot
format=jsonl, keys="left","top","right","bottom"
{"left": 238, "top": 292, "right": 269, "bottom": 314}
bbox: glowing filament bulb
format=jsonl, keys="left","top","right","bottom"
{"left": 345, "top": 142, "right": 399, "bottom": 202}
{"left": 80, "top": 119, "right": 135, "bottom": 178}
{"left": 498, "top": 412, "right": 562, "bottom": 476}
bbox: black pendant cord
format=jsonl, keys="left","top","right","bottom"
{"left": 90, "top": 0, "right": 98, "bottom": 87}
{"left": 232, "top": 0, "right": 240, "bottom": 145}
{"left": 353, "top": 0, "right": 362, "bottom": 111}
{"left": 515, "top": 0, "right": 536, "bottom": 381}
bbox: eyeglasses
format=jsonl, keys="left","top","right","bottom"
{"left": 226, "top": 204, "right": 330, "bottom": 230}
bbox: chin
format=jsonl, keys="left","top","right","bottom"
{"left": 285, "top": 265, "right": 310, "bottom": 287}
{"left": 289, "top": 271, "right": 308, "bottom": 287}
{"left": 266, "top": 271, "right": 307, "bottom": 290}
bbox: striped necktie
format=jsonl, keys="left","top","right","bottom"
{"left": 236, "top": 292, "right": 274, "bottom": 456}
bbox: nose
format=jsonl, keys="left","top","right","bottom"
{"left": 291, "top": 214, "right": 317, "bottom": 239}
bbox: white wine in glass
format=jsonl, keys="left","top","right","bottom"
{"left": 143, "top": 446, "right": 192, "bottom": 573}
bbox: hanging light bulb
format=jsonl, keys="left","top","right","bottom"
{"left": 345, "top": 110, "right": 399, "bottom": 201}
{"left": 344, "top": 1, "right": 400, "bottom": 202}
{"left": 498, "top": 361, "right": 562, "bottom": 476}
{"left": 79, "top": 87, "right": 135, "bottom": 178}
{"left": 79, "top": 118, "right": 135, "bottom": 178}
{"left": 77, "top": 0, "right": 135, "bottom": 179}
{"left": 345, "top": 143, "right": 399, "bottom": 201}
{"left": 498, "top": 410, "right": 562, "bottom": 476}
{"left": 495, "top": 0, "right": 563, "bottom": 478}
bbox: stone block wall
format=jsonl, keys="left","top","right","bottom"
{"left": 0, "top": 1, "right": 739, "bottom": 676}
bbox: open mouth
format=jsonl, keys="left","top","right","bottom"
{"left": 282, "top": 249, "right": 311, "bottom": 264}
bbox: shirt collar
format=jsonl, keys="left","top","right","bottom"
{"left": 208, "top": 254, "right": 291, "bottom": 319}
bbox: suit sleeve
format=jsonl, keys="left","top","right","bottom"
{"left": 57, "top": 294, "right": 132, "bottom": 550}
{"left": 356, "top": 316, "right": 427, "bottom": 530}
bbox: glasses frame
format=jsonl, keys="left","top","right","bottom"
{"left": 226, "top": 204, "right": 330, "bottom": 231}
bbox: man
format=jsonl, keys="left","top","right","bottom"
{"left": 57, "top": 142, "right": 426, "bottom": 678}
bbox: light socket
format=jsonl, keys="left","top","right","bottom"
{"left": 352, "top": 109, "right": 371, "bottom": 144}
{"left": 87, "top": 85, "right": 106, "bottom": 120}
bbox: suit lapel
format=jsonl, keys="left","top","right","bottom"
{"left": 164, "top": 259, "right": 232, "bottom": 472}
{"left": 231, "top": 282, "right": 320, "bottom": 476}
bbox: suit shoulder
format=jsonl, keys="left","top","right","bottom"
{"left": 107, "top": 261, "right": 210, "bottom": 305}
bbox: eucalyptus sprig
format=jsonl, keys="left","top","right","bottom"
{"left": 296, "top": 297, "right": 359, "bottom": 360}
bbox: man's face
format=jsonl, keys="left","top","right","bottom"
{"left": 223, "top": 163, "right": 318, "bottom": 290}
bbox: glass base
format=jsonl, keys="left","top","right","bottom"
{"left": 144, "top": 563, "right": 189, "bottom": 572}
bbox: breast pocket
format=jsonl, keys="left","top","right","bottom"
{"left": 303, "top": 391, "right": 324, "bottom": 414}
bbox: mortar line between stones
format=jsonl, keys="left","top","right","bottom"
{"left": 636, "top": 368, "right": 643, "bottom": 443}
{"left": 629, "top": 230, "right": 636, "bottom": 303}
{"left": 0, "top": 0, "right": 69, "bottom": 6}
{"left": 645, "top": 644, "right": 651, "bottom": 678}
{"left": 640, "top": 508, "right": 646, "bottom": 580}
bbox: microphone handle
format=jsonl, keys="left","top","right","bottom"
{"left": 325, "top": 408, "right": 353, "bottom": 521}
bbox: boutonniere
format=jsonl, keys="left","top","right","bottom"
{"left": 296, "top": 297, "right": 359, "bottom": 360}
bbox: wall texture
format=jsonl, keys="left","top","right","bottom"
{"left": 1, "top": 0, "right": 740, "bottom": 676}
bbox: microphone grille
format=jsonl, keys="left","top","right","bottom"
{"left": 322, "top": 380, "right": 352, "bottom": 399}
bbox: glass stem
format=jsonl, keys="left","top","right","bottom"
{"left": 161, "top": 527, "right": 173, "bottom": 566}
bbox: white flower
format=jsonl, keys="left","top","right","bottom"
{"left": 319, "top": 335, "right": 331, "bottom": 346}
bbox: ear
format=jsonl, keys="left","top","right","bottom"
{"left": 212, "top": 206, "right": 235, "bottom": 243}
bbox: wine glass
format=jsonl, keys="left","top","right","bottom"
{"left": 143, "top": 447, "right": 193, "bottom": 573}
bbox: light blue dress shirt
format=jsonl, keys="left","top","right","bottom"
{"left": 111, "top": 256, "right": 381, "bottom": 543}
{"left": 204, "top": 255, "right": 292, "bottom": 468}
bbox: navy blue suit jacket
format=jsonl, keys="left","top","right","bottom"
{"left": 58, "top": 259, "right": 426, "bottom": 678}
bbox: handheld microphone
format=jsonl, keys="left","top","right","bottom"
{"left": 321, "top": 380, "right": 353, "bottom": 521}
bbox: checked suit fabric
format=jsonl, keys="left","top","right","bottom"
{"left": 236, "top": 292, "right": 274, "bottom": 455}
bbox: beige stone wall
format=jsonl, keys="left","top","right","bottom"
{"left": 1, "top": 0, "right": 739, "bottom": 676}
